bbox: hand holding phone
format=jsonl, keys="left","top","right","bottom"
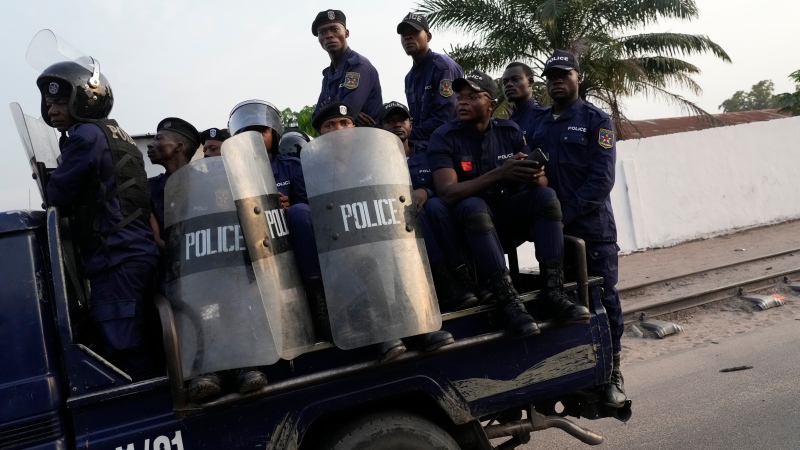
{"left": 525, "top": 148, "right": 549, "bottom": 168}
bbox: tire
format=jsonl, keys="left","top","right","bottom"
{"left": 320, "top": 410, "right": 461, "bottom": 450}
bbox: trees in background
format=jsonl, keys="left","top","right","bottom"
{"left": 719, "top": 80, "right": 779, "bottom": 113}
{"left": 418, "top": 0, "right": 731, "bottom": 138}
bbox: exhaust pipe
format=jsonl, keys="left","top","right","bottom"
{"left": 484, "top": 409, "right": 603, "bottom": 445}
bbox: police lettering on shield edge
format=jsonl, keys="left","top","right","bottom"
{"left": 312, "top": 9, "right": 383, "bottom": 126}
{"left": 312, "top": 101, "right": 456, "bottom": 360}
{"left": 146, "top": 118, "right": 201, "bottom": 252}
{"left": 228, "top": 99, "right": 332, "bottom": 340}
{"left": 378, "top": 101, "right": 492, "bottom": 312}
{"left": 427, "top": 70, "right": 592, "bottom": 337}
{"left": 501, "top": 62, "right": 548, "bottom": 139}
{"left": 201, "top": 127, "right": 230, "bottom": 158}
{"left": 397, "top": 12, "right": 463, "bottom": 150}
{"left": 38, "top": 59, "right": 161, "bottom": 381}
{"left": 527, "top": 50, "right": 627, "bottom": 408}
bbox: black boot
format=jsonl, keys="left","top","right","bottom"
{"left": 603, "top": 353, "right": 627, "bottom": 407}
{"left": 235, "top": 367, "right": 267, "bottom": 394}
{"left": 187, "top": 372, "right": 221, "bottom": 401}
{"left": 422, "top": 330, "right": 455, "bottom": 351}
{"left": 488, "top": 269, "right": 539, "bottom": 337}
{"left": 539, "top": 260, "right": 590, "bottom": 322}
{"left": 431, "top": 264, "right": 478, "bottom": 312}
{"left": 377, "top": 339, "right": 406, "bottom": 363}
{"left": 450, "top": 264, "right": 494, "bottom": 306}
{"left": 305, "top": 277, "right": 332, "bottom": 342}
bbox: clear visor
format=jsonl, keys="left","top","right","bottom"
{"left": 27, "top": 29, "right": 100, "bottom": 87}
{"left": 228, "top": 101, "right": 282, "bottom": 136}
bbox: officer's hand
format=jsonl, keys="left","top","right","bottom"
{"left": 498, "top": 152, "right": 541, "bottom": 182}
{"left": 412, "top": 188, "right": 428, "bottom": 211}
{"left": 278, "top": 191, "right": 290, "bottom": 210}
{"left": 529, "top": 166, "right": 548, "bottom": 186}
{"left": 355, "top": 112, "right": 376, "bottom": 127}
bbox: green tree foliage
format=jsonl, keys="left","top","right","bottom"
{"left": 719, "top": 80, "right": 779, "bottom": 112}
{"left": 776, "top": 70, "right": 800, "bottom": 116}
{"left": 280, "top": 105, "right": 319, "bottom": 137}
{"left": 418, "top": 0, "right": 731, "bottom": 138}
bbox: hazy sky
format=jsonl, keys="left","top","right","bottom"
{"left": 1, "top": 0, "right": 798, "bottom": 211}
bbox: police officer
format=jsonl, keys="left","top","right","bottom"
{"left": 146, "top": 118, "right": 201, "bottom": 251}
{"left": 278, "top": 127, "right": 312, "bottom": 158}
{"left": 427, "top": 70, "right": 591, "bottom": 337}
{"left": 200, "top": 127, "right": 230, "bottom": 158}
{"left": 312, "top": 9, "right": 383, "bottom": 126}
{"left": 312, "top": 101, "right": 454, "bottom": 359}
{"left": 528, "top": 50, "right": 626, "bottom": 408}
{"left": 38, "top": 59, "right": 160, "bottom": 381}
{"left": 397, "top": 12, "right": 463, "bottom": 150}
{"left": 502, "top": 62, "right": 548, "bottom": 139}
{"left": 228, "top": 100, "right": 331, "bottom": 342}
{"left": 378, "top": 101, "right": 488, "bottom": 311}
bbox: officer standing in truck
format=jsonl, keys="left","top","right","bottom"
{"left": 397, "top": 12, "right": 463, "bottom": 150}
{"left": 38, "top": 59, "right": 160, "bottom": 381}
{"left": 527, "top": 50, "right": 626, "bottom": 408}
{"left": 312, "top": 9, "right": 383, "bottom": 126}
{"left": 201, "top": 127, "right": 230, "bottom": 158}
{"left": 501, "top": 62, "right": 548, "bottom": 139}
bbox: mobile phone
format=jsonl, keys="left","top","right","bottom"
{"left": 526, "top": 148, "right": 549, "bottom": 167}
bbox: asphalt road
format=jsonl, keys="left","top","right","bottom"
{"left": 514, "top": 317, "right": 800, "bottom": 449}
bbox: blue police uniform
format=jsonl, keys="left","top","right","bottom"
{"left": 404, "top": 50, "right": 463, "bottom": 150}
{"left": 315, "top": 47, "right": 383, "bottom": 122}
{"left": 528, "top": 98, "right": 622, "bottom": 353}
{"left": 509, "top": 97, "right": 548, "bottom": 141}
{"left": 272, "top": 154, "right": 320, "bottom": 281}
{"left": 427, "top": 119, "right": 564, "bottom": 278}
{"left": 147, "top": 173, "right": 168, "bottom": 235}
{"left": 47, "top": 122, "right": 160, "bottom": 380}
{"left": 407, "top": 149, "right": 467, "bottom": 269}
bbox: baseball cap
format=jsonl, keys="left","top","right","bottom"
{"left": 541, "top": 50, "right": 581, "bottom": 76}
{"left": 379, "top": 101, "right": 412, "bottom": 123}
{"left": 397, "top": 12, "right": 429, "bottom": 33}
{"left": 452, "top": 70, "right": 499, "bottom": 99}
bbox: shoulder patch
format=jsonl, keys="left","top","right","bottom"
{"left": 439, "top": 79, "right": 453, "bottom": 98}
{"left": 344, "top": 72, "right": 360, "bottom": 90}
{"left": 598, "top": 128, "right": 614, "bottom": 149}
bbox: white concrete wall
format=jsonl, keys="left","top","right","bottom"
{"left": 517, "top": 116, "right": 800, "bottom": 267}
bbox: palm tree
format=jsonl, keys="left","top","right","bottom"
{"left": 418, "top": 0, "right": 731, "bottom": 138}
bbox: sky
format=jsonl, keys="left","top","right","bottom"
{"left": 0, "top": 0, "right": 798, "bottom": 211}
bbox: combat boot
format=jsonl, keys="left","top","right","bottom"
{"left": 305, "top": 277, "right": 332, "bottom": 342}
{"left": 236, "top": 367, "right": 267, "bottom": 394}
{"left": 539, "top": 260, "right": 591, "bottom": 322}
{"left": 487, "top": 269, "right": 539, "bottom": 337}
{"left": 603, "top": 353, "right": 627, "bottom": 407}
{"left": 449, "top": 264, "right": 494, "bottom": 306}
{"left": 431, "top": 264, "right": 478, "bottom": 312}
{"left": 186, "top": 372, "right": 221, "bottom": 402}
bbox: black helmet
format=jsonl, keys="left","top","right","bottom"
{"left": 36, "top": 60, "right": 113, "bottom": 127}
{"left": 278, "top": 128, "right": 312, "bottom": 157}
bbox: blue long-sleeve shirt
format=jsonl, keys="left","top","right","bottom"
{"left": 47, "top": 122, "right": 159, "bottom": 276}
{"left": 315, "top": 47, "right": 383, "bottom": 122}
{"left": 528, "top": 99, "right": 617, "bottom": 242}
{"left": 404, "top": 50, "right": 463, "bottom": 150}
{"left": 272, "top": 154, "right": 307, "bottom": 205}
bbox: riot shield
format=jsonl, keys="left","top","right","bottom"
{"left": 9, "top": 102, "right": 60, "bottom": 205}
{"left": 164, "top": 157, "right": 280, "bottom": 378}
{"left": 221, "top": 131, "right": 316, "bottom": 360}
{"left": 301, "top": 127, "right": 441, "bottom": 350}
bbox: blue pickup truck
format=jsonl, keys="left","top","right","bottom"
{"left": 1, "top": 202, "right": 629, "bottom": 450}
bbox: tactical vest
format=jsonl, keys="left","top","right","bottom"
{"left": 71, "top": 119, "right": 151, "bottom": 254}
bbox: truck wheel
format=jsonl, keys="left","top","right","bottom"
{"left": 321, "top": 410, "right": 460, "bottom": 450}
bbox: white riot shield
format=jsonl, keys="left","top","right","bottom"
{"left": 221, "top": 132, "right": 316, "bottom": 359}
{"left": 301, "top": 127, "right": 441, "bottom": 350}
{"left": 9, "top": 102, "right": 60, "bottom": 204}
{"left": 164, "top": 158, "right": 279, "bottom": 378}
